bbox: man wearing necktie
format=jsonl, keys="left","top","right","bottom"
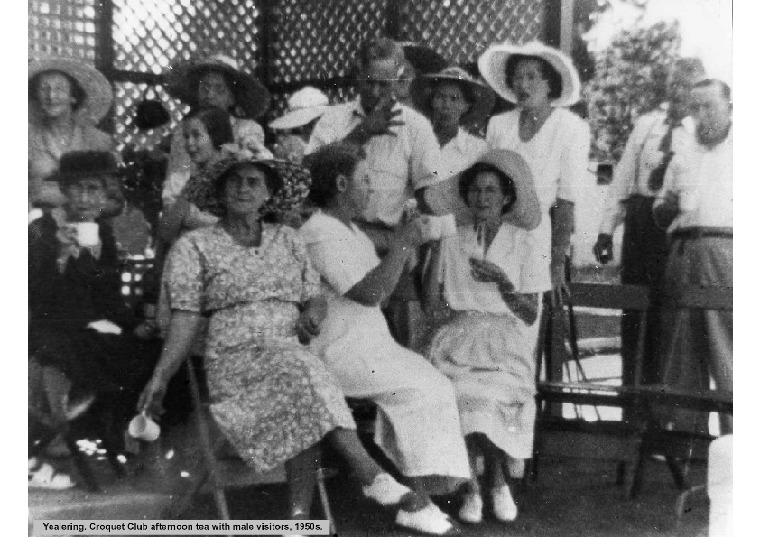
{"left": 593, "top": 58, "right": 705, "bottom": 387}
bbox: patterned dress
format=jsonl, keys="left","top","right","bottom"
{"left": 164, "top": 223, "right": 355, "bottom": 472}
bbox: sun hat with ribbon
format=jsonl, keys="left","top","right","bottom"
{"left": 269, "top": 87, "right": 330, "bottom": 131}
{"left": 423, "top": 149, "right": 541, "bottom": 231}
{"left": 190, "top": 144, "right": 311, "bottom": 218}
{"left": 165, "top": 53, "right": 271, "bottom": 119}
{"left": 410, "top": 66, "right": 496, "bottom": 128}
{"left": 29, "top": 57, "right": 113, "bottom": 124}
{"left": 477, "top": 40, "right": 581, "bottom": 108}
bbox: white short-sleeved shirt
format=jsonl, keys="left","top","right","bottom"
{"left": 486, "top": 108, "right": 590, "bottom": 291}
{"left": 599, "top": 109, "right": 695, "bottom": 234}
{"left": 306, "top": 100, "right": 442, "bottom": 226}
{"left": 441, "top": 223, "right": 545, "bottom": 316}
{"left": 163, "top": 117, "right": 269, "bottom": 206}
{"left": 655, "top": 128, "right": 733, "bottom": 231}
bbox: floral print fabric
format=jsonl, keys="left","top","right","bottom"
{"left": 165, "top": 223, "right": 355, "bottom": 472}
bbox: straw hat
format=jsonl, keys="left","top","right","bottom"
{"left": 269, "top": 87, "right": 329, "bottom": 131}
{"left": 165, "top": 53, "right": 270, "bottom": 119}
{"left": 28, "top": 57, "right": 113, "bottom": 124}
{"left": 477, "top": 41, "right": 581, "bottom": 108}
{"left": 423, "top": 149, "right": 541, "bottom": 230}
{"left": 195, "top": 146, "right": 311, "bottom": 218}
{"left": 410, "top": 66, "right": 495, "bottom": 128}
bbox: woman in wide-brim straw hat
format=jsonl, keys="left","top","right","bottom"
{"left": 477, "top": 40, "right": 591, "bottom": 305}
{"left": 422, "top": 149, "right": 543, "bottom": 525}
{"left": 28, "top": 57, "right": 116, "bottom": 207}
{"left": 162, "top": 53, "right": 273, "bottom": 208}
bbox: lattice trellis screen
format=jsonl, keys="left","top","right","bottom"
{"left": 111, "top": 0, "right": 261, "bottom": 150}
{"left": 29, "top": 0, "right": 98, "bottom": 62}
{"left": 398, "top": 0, "right": 545, "bottom": 67}
{"left": 30, "top": 0, "right": 548, "bottom": 150}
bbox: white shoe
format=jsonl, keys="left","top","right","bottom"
{"left": 492, "top": 485, "right": 518, "bottom": 522}
{"left": 362, "top": 472, "right": 411, "bottom": 506}
{"left": 396, "top": 502, "right": 455, "bottom": 535}
{"left": 458, "top": 491, "right": 483, "bottom": 524}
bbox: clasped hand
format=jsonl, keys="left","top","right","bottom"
{"left": 469, "top": 257, "right": 514, "bottom": 291}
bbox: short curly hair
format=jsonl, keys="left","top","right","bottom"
{"left": 305, "top": 143, "right": 365, "bottom": 208}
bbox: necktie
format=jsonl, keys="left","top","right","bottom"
{"left": 647, "top": 122, "right": 676, "bottom": 192}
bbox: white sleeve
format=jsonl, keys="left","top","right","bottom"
{"left": 305, "top": 110, "right": 338, "bottom": 155}
{"left": 556, "top": 115, "right": 590, "bottom": 204}
{"left": 306, "top": 238, "right": 370, "bottom": 296}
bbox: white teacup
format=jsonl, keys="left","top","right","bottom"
{"left": 77, "top": 222, "right": 100, "bottom": 247}
{"left": 128, "top": 412, "right": 161, "bottom": 442}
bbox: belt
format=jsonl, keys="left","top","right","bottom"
{"left": 671, "top": 226, "right": 733, "bottom": 240}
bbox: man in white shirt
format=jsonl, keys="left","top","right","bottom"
{"left": 305, "top": 38, "right": 444, "bottom": 346}
{"left": 653, "top": 79, "right": 733, "bottom": 434}
{"left": 306, "top": 37, "right": 443, "bottom": 252}
{"left": 593, "top": 59, "right": 705, "bottom": 387}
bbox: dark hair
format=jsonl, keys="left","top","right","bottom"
{"left": 432, "top": 79, "right": 475, "bottom": 105}
{"left": 185, "top": 107, "right": 234, "bottom": 149}
{"left": 505, "top": 54, "right": 562, "bottom": 100}
{"left": 214, "top": 161, "right": 283, "bottom": 206}
{"left": 29, "top": 70, "right": 86, "bottom": 111}
{"left": 458, "top": 162, "right": 517, "bottom": 214}
{"left": 353, "top": 37, "right": 410, "bottom": 79}
{"left": 305, "top": 143, "right": 364, "bottom": 208}
{"left": 195, "top": 67, "right": 237, "bottom": 111}
{"left": 692, "top": 78, "right": 732, "bottom": 104}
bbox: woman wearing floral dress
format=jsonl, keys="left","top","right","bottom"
{"left": 138, "top": 150, "right": 459, "bottom": 534}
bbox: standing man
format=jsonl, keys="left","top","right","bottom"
{"left": 593, "top": 58, "right": 706, "bottom": 386}
{"left": 653, "top": 79, "right": 733, "bottom": 434}
{"left": 305, "top": 38, "right": 444, "bottom": 345}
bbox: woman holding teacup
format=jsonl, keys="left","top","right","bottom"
{"left": 422, "top": 149, "right": 542, "bottom": 524}
{"left": 29, "top": 151, "right": 161, "bottom": 487}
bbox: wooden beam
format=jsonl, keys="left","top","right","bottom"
{"left": 559, "top": 0, "right": 575, "bottom": 55}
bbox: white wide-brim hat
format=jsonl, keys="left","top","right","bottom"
{"left": 424, "top": 149, "right": 541, "bottom": 231}
{"left": 29, "top": 57, "right": 113, "bottom": 124}
{"left": 477, "top": 40, "right": 581, "bottom": 108}
{"left": 269, "top": 86, "right": 330, "bottom": 131}
{"left": 165, "top": 53, "right": 271, "bottom": 119}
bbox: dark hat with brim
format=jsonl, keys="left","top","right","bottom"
{"left": 194, "top": 148, "right": 311, "bottom": 218}
{"left": 54, "top": 151, "right": 122, "bottom": 183}
{"left": 165, "top": 54, "right": 270, "bottom": 119}
{"left": 410, "top": 66, "right": 496, "bottom": 128}
{"left": 134, "top": 99, "right": 171, "bottom": 130}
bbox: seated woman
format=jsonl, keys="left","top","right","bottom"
{"left": 422, "top": 150, "right": 543, "bottom": 524}
{"left": 137, "top": 149, "right": 456, "bottom": 535}
{"left": 300, "top": 143, "right": 471, "bottom": 502}
{"left": 29, "top": 151, "right": 161, "bottom": 484}
{"left": 158, "top": 107, "right": 234, "bottom": 245}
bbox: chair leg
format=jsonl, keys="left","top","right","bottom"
{"left": 316, "top": 467, "right": 337, "bottom": 536}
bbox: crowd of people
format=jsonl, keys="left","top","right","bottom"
{"left": 28, "top": 33, "right": 732, "bottom": 534}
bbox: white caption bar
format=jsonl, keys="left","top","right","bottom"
{"left": 33, "top": 520, "right": 331, "bottom": 535}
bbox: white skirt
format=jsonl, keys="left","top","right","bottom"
{"left": 428, "top": 310, "right": 538, "bottom": 459}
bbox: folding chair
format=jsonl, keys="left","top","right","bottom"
{"left": 534, "top": 282, "right": 651, "bottom": 496}
{"left": 630, "top": 285, "right": 733, "bottom": 517}
{"left": 165, "top": 359, "right": 338, "bottom": 534}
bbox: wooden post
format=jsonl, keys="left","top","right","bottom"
{"left": 559, "top": 0, "right": 575, "bottom": 55}
{"left": 94, "top": 0, "right": 115, "bottom": 133}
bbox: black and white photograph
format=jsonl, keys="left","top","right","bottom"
{"left": 24, "top": 1, "right": 736, "bottom": 535}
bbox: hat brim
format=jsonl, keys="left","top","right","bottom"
{"left": 423, "top": 149, "right": 541, "bottom": 231}
{"left": 165, "top": 59, "right": 271, "bottom": 119}
{"left": 410, "top": 74, "right": 495, "bottom": 128}
{"left": 269, "top": 106, "right": 329, "bottom": 131}
{"left": 29, "top": 58, "right": 113, "bottom": 124}
{"left": 204, "top": 158, "right": 310, "bottom": 217}
{"left": 477, "top": 41, "right": 581, "bottom": 108}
